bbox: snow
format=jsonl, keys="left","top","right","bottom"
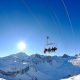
{"left": 0, "top": 53, "right": 80, "bottom": 80}
{"left": 61, "top": 74, "right": 80, "bottom": 80}
{"left": 0, "top": 78, "right": 6, "bottom": 80}
{"left": 69, "top": 57, "right": 80, "bottom": 66}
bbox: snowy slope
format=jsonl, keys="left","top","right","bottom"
{"left": 61, "top": 74, "right": 80, "bottom": 80}
{"left": 0, "top": 78, "right": 6, "bottom": 80}
{"left": 69, "top": 57, "right": 80, "bottom": 66}
{"left": 0, "top": 53, "right": 80, "bottom": 80}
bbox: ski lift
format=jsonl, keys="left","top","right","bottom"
{"left": 44, "top": 36, "right": 57, "bottom": 54}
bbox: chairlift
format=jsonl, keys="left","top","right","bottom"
{"left": 44, "top": 36, "right": 57, "bottom": 54}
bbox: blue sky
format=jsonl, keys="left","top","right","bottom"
{"left": 0, "top": 0, "right": 80, "bottom": 56}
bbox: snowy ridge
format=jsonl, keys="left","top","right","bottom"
{"left": 69, "top": 57, "right": 80, "bottom": 66}
{"left": 0, "top": 53, "right": 80, "bottom": 80}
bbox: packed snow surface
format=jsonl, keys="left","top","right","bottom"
{"left": 61, "top": 74, "right": 80, "bottom": 80}
{"left": 0, "top": 78, "right": 6, "bottom": 80}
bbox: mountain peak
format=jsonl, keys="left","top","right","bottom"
{"left": 16, "top": 52, "right": 27, "bottom": 56}
{"left": 11, "top": 52, "right": 28, "bottom": 59}
{"left": 62, "top": 54, "right": 70, "bottom": 58}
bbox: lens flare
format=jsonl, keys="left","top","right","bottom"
{"left": 17, "top": 41, "right": 26, "bottom": 51}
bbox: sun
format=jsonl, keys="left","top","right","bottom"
{"left": 17, "top": 41, "right": 26, "bottom": 51}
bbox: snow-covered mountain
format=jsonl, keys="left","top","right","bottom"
{"left": 0, "top": 52, "right": 80, "bottom": 80}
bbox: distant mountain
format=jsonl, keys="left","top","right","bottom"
{"left": 0, "top": 53, "right": 80, "bottom": 80}
{"left": 62, "top": 54, "right": 70, "bottom": 58}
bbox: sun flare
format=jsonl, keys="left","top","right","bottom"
{"left": 17, "top": 41, "right": 26, "bottom": 51}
